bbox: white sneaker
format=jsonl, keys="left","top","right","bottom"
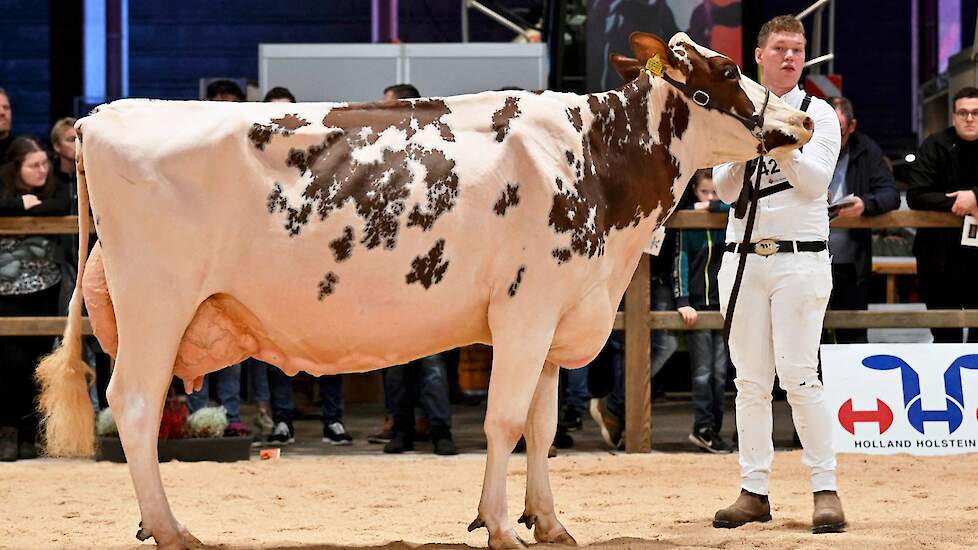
{"left": 267, "top": 421, "right": 294, "bottom": 445}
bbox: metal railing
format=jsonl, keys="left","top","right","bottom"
{"left": 798, "top": 0, "right": 835, "bottom": 74}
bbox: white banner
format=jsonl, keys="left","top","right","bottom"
{"left": 821, "top": 344, "right": 978, "bottom": 456}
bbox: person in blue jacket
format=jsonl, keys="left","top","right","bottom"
{"left": 674, "top": 169, "right": 733, "bottom": 454}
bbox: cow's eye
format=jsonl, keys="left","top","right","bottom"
{"left": 722, "top": 67, "right": 738, "bottom": 80}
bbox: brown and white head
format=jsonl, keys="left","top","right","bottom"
{"left": 611, "top": 31, "right": 813, "bottom": 166}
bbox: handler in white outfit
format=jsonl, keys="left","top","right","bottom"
{"left": 711, "top": 16, "right": 846, "bottom": 534}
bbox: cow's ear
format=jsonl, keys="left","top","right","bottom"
{"left": 610, "top": 53, "right": 644, "bottom": 82}
{"left": 629, "top": 32, "right": 674, "bottom": 67}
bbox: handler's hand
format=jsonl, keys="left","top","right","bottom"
{"left": 947, "top": 190, "right": 978, "bottom": 217}
{"left": 678, "top": 306, "right": 698, "bottom": 327}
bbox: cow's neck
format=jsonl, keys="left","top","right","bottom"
{"left": 566, "top": 74, "right": 698, "bottom": 259}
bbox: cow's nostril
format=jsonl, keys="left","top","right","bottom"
{"left": 803, "top": 116, "right": 814, "bottom": 131}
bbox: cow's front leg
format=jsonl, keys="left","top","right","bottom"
{"left": 520, "top": 361, "right": 577, "bottom": 545}
{"left": 469, "top": 324, "right": 552, "bottom": 550}
{"left": 107, "top": 295, "right": 202, "bottom": 550}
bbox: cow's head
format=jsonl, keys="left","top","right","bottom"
{"left": 611, "top": 32, "right": 812, "bottom": 165}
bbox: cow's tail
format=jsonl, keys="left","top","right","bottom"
{"left": 35, "top": 130, "right": 96, "bottom": 457}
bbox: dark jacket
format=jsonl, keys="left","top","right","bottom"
{"left": 906, "top": 127, "right": 978, "bottom": 271}
{"left": 673, "top": 200, "right": 728, "bottom": 310}
{"left": 837, "top": 131, "right": 900, "bottom": 283}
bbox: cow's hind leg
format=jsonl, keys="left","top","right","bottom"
{"left": 106, "top": 296, "right": 201, "bottom": 550}
{"left": 520, "top": 361, "right": 577, "bottom": 545}
{"left": 469, "top": 323, "right": 552, "bottom": 550}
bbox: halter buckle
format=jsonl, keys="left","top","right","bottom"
{"left": 692, "top": 90, "right": 710, "bottom": 107}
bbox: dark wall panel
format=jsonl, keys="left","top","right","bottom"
{"left": 0, "top": 2, "right": 51, "bottom": 142}
{"left": 762, "top": 0, "right": 915, "bottom": 152}
{"left": 129, "top": 1, "right": 371, "bottom": 100}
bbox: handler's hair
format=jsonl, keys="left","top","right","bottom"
{"left": 757, "top": 15, "right": 805, "bottom": 48}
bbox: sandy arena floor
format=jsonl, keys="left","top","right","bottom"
{"left": 1, "top": 450, "right": 976, "bottom": 550}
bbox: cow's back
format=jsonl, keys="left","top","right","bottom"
{"left": 78, "top": 93, "right": 601, "bottom": 376}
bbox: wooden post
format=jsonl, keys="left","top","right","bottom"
{"left": 624, "top": 254, "right": 652, "bottom": 453}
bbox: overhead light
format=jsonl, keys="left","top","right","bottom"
{"left": 904, "top": 153, "right": 916, "bottom": 163}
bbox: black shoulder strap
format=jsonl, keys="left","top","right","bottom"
{"left": 800, "top": 93, "right": 813, "bottom": 113}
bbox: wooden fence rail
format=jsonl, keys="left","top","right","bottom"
{"left": 2, "top": 213, "right": 972, "bottom": 453}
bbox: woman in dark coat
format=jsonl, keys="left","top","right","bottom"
{"left": 0, "top": 136, "right": 71, "bottom": 460}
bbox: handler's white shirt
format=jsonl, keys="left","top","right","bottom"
{"left": 714, "top": 87, "right": 841, "bottom": 243}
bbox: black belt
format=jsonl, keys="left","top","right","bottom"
{"left": 724, "top": 240, "right": 827, "bottom": 256}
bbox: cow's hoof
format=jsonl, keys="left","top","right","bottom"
{"left": 518, "top": 511, "right": 577, "bottom": 546}
{"left": 537, "top": 528, "right": 578, "bottom": 546}
{"left": 488, "top": 529, "right": 528, "bottom": 550}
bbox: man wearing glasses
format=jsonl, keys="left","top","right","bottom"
{"left": 908, "top": 87, "right": 978, "bottom": 343}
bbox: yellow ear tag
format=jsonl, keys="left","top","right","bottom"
{"left": 645, "top": 54, "right": 664, "bottom": 77}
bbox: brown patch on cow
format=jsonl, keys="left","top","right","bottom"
{"left": 266, "top": 99, "right": 460, "bottom": 248}
{"left": 507, "top": 265, "right": 526, "bottom": 297}
{"left": 491, "top": 96, "right": 522, "bottom": 142}
{"left": 330, "top": 226, "right": 355, "bottom": 262}
{"left": 249, "top": 114, "right": 312, "bottom": 151}
{"left": 273, "top": 114, "right": 310, "bottom": 131}
{"left": 658, "top": 90, "right": 690, "bottom": 148}
{"left": 548, "top": 78, "right": 681, "bottom": 264}
{"left": 406, "top": 148, "right": 460, "bottom": 231}
{"left": 566, "top": 107, "right": 583, "bottom": 133}
{"left": 552, "top": 248, "right": 572, "bottom": 264}
{"left": 493, "top": 183, "right": 520, "bottom": 216}
{"left": 318, "top": 272, "right": 339, "bottom": 300}
{"left": 406, "top": 239, "right": 449, "bottom": 289}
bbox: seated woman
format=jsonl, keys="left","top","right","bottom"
{"left": 0, "top": 136, "right": 71, "bottom": 461}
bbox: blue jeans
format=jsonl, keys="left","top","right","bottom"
{"left": 565, "top": 365, "right": 590, "bottom": 413}
{"left": 687, "top": 328, "right": 728, "bottom": 432}
{"left": 186, "top": 364, "right": 243, "bottom": 423}
{"left": 247, "top": 359, "right": 295, "bottom": 424}
{"left": 385, "top": 353, "right": 452, "bottom": 434}
{"left": 606, "top": 276, "right": 678, "bottom": 419}
{"left": 319, "top": 375, "right": 344, "bottom": 425}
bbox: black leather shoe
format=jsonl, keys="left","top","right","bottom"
{"left": 383, "top": 431, "right": 414, "bottom": 454}
{"left": 0, "top": 427, "right": 17, "bottom": 462}
{"left": 18, "top": 441, "right": 38, "bottom": 460}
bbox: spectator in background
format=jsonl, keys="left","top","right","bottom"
{"left": 823, "top": 97, "right": 899, "bottom": 344}
{"left": 263, "top": 86, "right": 296, "bottom": 103}
{"left": 0, "top": 89, "right": 16, "bottom": 160}
{"left": 587, "top": 232, "right": 679, "bottom": 450}
{"left": 675, "top": 170, "right": 734, "bottom": 454}
{"left": 50, "top": 118, "right": 77, "bottom": 185}
{"left": 373, "top": 82, "right": 458, "bottom": 456}
{"left": 0, "top": 137, "right": 71, "bottom": 460}
{"left": 186, "top": 80, "right": 250, "bottom": 435}
{"left": 206, "top": 79, "right": 245, "bottom": 102}
{"left": 907, "top": 86, "right": 978, "bottom": 343}
{"left": 383, "top": 84, "right": 421, "bottom": 102}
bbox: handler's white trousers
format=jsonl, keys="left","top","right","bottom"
{"left": 718, "top": 249, "right": 837, "bottom": 495}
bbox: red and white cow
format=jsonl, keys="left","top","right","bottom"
{"left": 37, "top": 32, "right": 811, "bottom": 550}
